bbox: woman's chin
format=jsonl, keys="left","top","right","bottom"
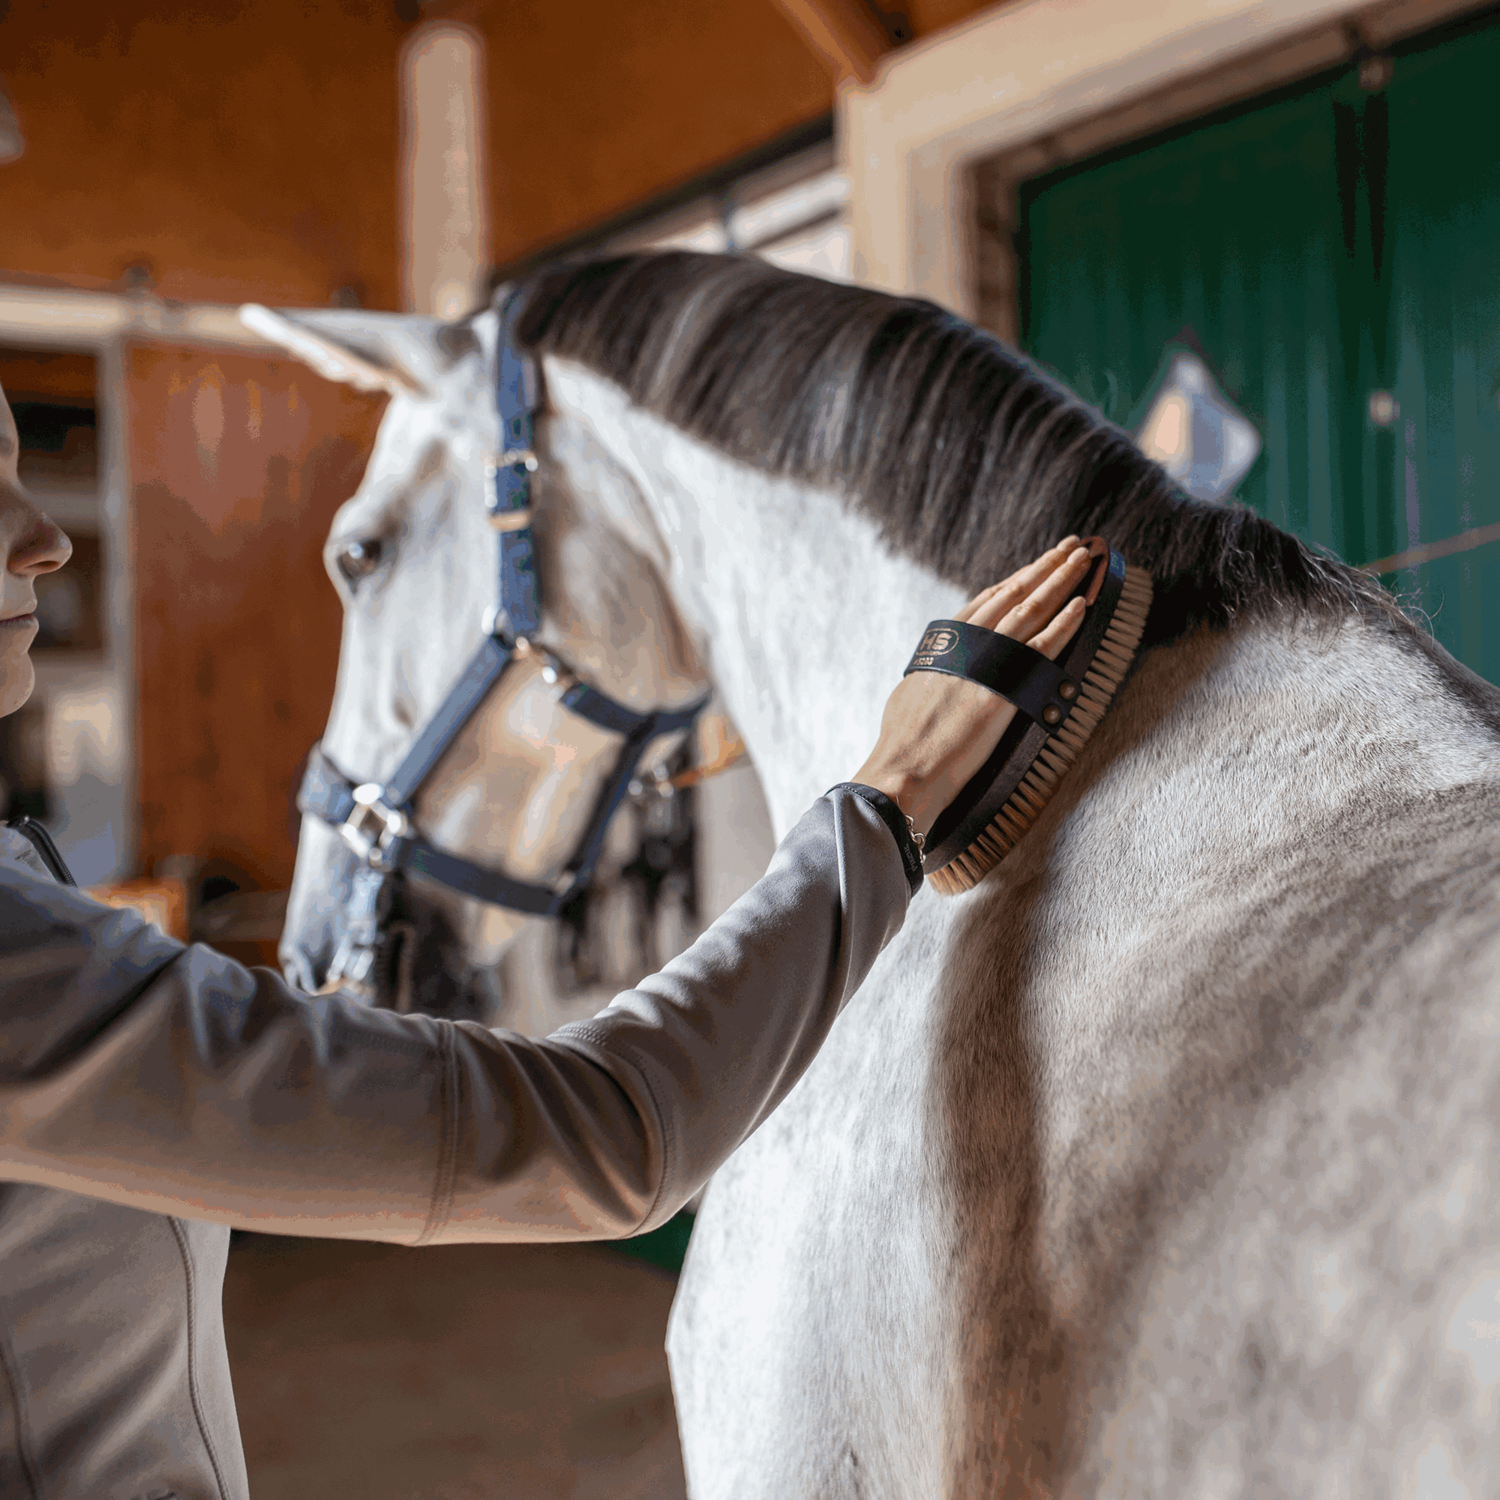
{"left": 0, "top": 652, "right": 36, "bottom": 717}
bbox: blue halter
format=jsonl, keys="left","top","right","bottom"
{"left": 296, "top": 291, "right": 708, "bottom": 997}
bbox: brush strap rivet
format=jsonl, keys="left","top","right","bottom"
{"left": 1058, "top": 680, "right": 1078, "bottom": 700}
{"left": 1042, "top": 705, "right": 1063, "bottom": 725}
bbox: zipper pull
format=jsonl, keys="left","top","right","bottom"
{"left": 9, "top": 816, "right": 78, "bottom": 886}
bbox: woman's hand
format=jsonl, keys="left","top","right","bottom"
{"left": 851, "top": 537, "right": 1093, "bottom": 836}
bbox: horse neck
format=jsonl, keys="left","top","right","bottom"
{"left": 543, "top": 358, "right": 965, "bottom": 836}
{"left": 543, "top": 358, "right": 1500, "bottom": 845}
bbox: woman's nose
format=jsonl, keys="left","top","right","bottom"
{"left": 7, "top": 507, "right": 71, "bottom": 577}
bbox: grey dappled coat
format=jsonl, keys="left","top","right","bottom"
{"left": 0, "top": 789, "right": 908, "bottom": 1499}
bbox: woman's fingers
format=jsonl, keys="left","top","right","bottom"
{"left": 968, "top": 542, "right": 1090, "bottom": 638}
{"left": 1027, "top": 594, "right": 1086, "bottom": 661}
{"left": 962, "top": 537, "right": 1091, "bottom": 662}
{"left": 953, "top": 536, "right": 1079, "bottom": 624}
{"left": 992, "top": 544, "right": 1091, "bottom": 639}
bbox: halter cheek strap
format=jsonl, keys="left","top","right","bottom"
{"left": 490, "top": 287, "right": 542, "bottom": 638}
{"left": 296, "top": 289, "right": 708, "bottom": 997}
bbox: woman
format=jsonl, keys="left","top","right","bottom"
{"left": 0, "top": 378, "right": 1091, "bottom": 1499}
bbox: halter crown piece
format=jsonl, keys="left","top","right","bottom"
{"left": 297, "top": 290, "right": 708, "bottom": 1001}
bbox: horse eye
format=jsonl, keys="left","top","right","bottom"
{"left": 336, "top": 539, "right": 382, "bottom": 585}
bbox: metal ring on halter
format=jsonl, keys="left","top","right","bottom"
{"left": 484, "top": 448, "right": 538, "bottom": 477}
{"left": 509, "top": 634, "right": 571, "bottom": 689}
{"left": 340, "top": 783, "right": 411, "bottom": 873}
{"left": 532, "top": 647, "right": 576, "bottom": 693}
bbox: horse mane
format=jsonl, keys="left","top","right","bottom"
{"left": 513, "top": 251, "right": 1405, "bottom": 649}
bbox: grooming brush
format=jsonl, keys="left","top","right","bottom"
{"left": 904, "top": 538, "right": 1153, "bottom": 894}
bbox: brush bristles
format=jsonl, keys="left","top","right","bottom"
{"left": 929, "top": 564, "right": 1153, "bottom": 896}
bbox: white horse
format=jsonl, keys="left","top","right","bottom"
{"left": 269, "top": 254, "right": 1500, "bottom": 1497}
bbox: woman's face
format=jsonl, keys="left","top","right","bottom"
{"left": 0, "top": 386, "right": 73, "bottom": 717}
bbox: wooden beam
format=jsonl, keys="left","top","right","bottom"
{"left": 769, "top": 0, "right": 891, "bottom": 85}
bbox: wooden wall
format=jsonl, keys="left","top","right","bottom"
{"left": 0, "top": 350, "right": 96, "bottom": 406}
{"left": 0, "top": 3, "right": 407, "bottom": 309}
{"left": 1, "top": 0, "right": 825, "bottom": 307}
{"left": 126, "top": 345, "right": 385, "bottom": 895}
{"left": 1, "top": 2, "right": 1000, "bottom": 305}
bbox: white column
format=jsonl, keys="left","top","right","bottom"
{"left": 400, "top": 23, "right": 490, "bottom": 320}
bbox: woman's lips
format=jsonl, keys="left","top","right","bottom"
{"left": 0, "top": 612, "right": 37, "bottom": 627}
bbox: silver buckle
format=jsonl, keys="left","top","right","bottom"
{"left": 537, "top": 650, "right": 577, "bottom": 696}
{"left": 484, "top": 450, "right": 539, "bottom": 515}
{"left": 340, "top": 783, "right": 410, "bottom": 872}
{"left": 321, "top": 932, "right": 377, "bottom": 996}
{"left": 628, "top": 764, "right": 676, "bottom": 803}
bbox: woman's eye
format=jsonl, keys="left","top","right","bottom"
{"left": 336, "top": 539, "right": 382, "bottom": 585}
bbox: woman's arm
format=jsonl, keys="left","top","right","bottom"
{"left": 0, "top": 540, "right": 1091, "bottom": 1243}
{"left": 0, "top": 787, "right": 903, "bottom": 1243}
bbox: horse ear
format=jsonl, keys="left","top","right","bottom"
{"left": 238, "top": 305, "right": 431, "bottom": 398}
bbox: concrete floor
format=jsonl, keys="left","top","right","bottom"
{"left": 222, "top": 1234, "right": 688, "bottom": 1499}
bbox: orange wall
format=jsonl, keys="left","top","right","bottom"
{"left": 2, "top": 2, "right": 998, "bottom": 307}
{"left": 0, "top": 0, "right": 834, "bottom": 307}
{"left": 0, "top": 350, "right": 96, "bottom": 405}
{"left": 1, "top": 2, "right": 408, "bottom": 308}
{"left": 904, "top": 0, "right": 998, "bottom": 38}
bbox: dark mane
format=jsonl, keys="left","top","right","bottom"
{"left": 515, "top": 251, "right": 1402, "bottom": 648}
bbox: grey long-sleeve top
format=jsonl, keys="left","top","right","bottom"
{"left": 0, "top": 787, "right": 910, "bottom": 1245}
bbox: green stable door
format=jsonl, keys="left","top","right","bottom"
{"left": 1021, "top": 11, "right": 1500, "bottom": 684}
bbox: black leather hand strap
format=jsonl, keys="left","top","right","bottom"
{"left": 903, "top": 621, "right": 1078, "bottom": 732}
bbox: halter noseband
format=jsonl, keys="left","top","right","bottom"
{"left": 296, "top": 292, "right": 708, "bottom": 999}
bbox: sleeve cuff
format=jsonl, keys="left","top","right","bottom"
{"left": 826, "top": 782, "right": 925, "bottom": 895}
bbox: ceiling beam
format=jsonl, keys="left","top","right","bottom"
{"left": 768, "top": 0, "right": 894, "bottom": 85}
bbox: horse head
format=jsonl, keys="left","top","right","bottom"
{"left": 257, "top": 302, "right": 708, "bottom": 1018}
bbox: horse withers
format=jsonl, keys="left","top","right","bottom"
{"left": 269, "top": 254, "right": 1500, "bottom": 1498}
